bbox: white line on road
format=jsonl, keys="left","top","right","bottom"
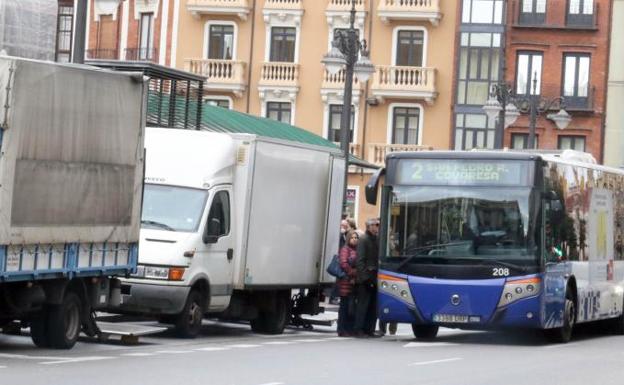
{"left": 120, "top": 352, "right": 157, "bottom": 357}
{"left": 254, "top": 382, "right": 284, "bottom": 385}
{"left": 262, "top": 341, "right": 295, "bottom": 345}
{"left": 40, "top": 356, "right": 114, "bottom": 365}
{"left": 0, "top": 353, "right": 73, "bottom": 361}
{"left": 325, "top": 336, "right": 354, "bottom": 341}
{"left": 542, "top": 342, "right": 580, "bottom": 349}
{"left": 155, "top": 350, "right": 194, "bottom": 354}
{"left": 292, "top": 339, "right": 326, "bottom": 343}
{"left": 403, "top": 342, "right": 459, "bottom": 348}
{"left": 408, "top": 358, "right": 463, "bottom": 366}
{"left": 225, "top": 344, "right": 260, "bottom": 349}
{"left": 194, "top": 347, "right": 229, "bottom": 351}
{"left": 0, "top": 366, "right": 6, "bottom": 369}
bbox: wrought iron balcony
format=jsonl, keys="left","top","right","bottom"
{"left": 125, "top": 47, "right": 159, "bottom": 63}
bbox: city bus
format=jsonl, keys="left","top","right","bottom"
{"left": 366, "top": 150, "right": 624, "bottom": 343}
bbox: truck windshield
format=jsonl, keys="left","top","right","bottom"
{"left": 385, "top": 186, "right": 539, "bottom": 271}
{"left": 141, "top": 184, "right": 208, "bottom": 232}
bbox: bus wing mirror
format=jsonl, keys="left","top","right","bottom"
{"left": 365, "top": 168, "right": 385, "bottom": 205}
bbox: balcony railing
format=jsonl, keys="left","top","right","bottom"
{"left": 264, "top": 0, "right": 302, "bottom": 10}
{"left": 377, "top": 0, "right": 442, "bottom": 25}
{"left": 186, "top": 0, "right": 250, "bottom": 19}
{"left": 186, "top": 59, "right": 246, "bottom": 95}
{"left": 125, "top": 47, "right": 159, "bottom": 63}
{"left": 327, "top": 0, "right": 366, "bottom": 12}
{"left": 259, "top": 62, "right": 299, "bottom": 88}
{"left": 321, "top": 69, "right": 360, "bottom": 90}
{"left": 86, "top": 48, "right": 118, "bottom": 60}
{"left": 334, "top": 143, "right": 362, "bottom": 158}
{"left": 512, "top": 0, "right": 599, "bottom": 30}
{"left": 367, "top": 143, "right": 432, "bottom": 166}
{"left": 370, "top": 66, "right": 437, "bottom": 103}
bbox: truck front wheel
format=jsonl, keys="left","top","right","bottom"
{"left": 47, "top": 291, "right": 82, "bottom": 349}
{"left": 174, "top": 290, "right": 204, "bottom": 338}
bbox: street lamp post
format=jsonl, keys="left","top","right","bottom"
{"left": 321, "top": 0, "right": 374, "bottom": 216}
{"left": 483, "top": 76, "right": 571, "bottom": 149}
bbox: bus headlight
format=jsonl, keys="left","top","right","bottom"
{"left": 497, "top": 277, "right": 541, "bottom": 308}
{"left": 378, "top": 273, "right": 415, "bottom": 309}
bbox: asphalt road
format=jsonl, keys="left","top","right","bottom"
{"left": 1, "top": 316, "right": 623, "bottom": 385}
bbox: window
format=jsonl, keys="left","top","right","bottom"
{"left": 327, "top": 104, "right": 355, "bottom": 143}
{"left": 392, "top": 107, "right": 420, "bottom": 145}
{"left": 461, "top": 0, "right": 504, "bottom": 24}
{"left": 510, "top": 133, "right": 539, "bottom": 149}
{"left": 519, "top": 0, "right": 546, "bottom": 24}
{"left": 208, "top": 25, "right": 234, "bottom": 60}
{"left": 516, "top": 51, "right": 543, "bottom": 95}
{"left": 266, "top": 102, "right": 292, "bottom": 124}
{"left": 139, "top": 13, "right": 154, "bottom": 60}
{"left": 205, "top": 98, "right": 231, "bottom": 109}
{"left": 456, "top": 32, "right": 502, "bottom": 105}
{"left": 270, "top": 27, "right": 296, "bottom": 62}
{"left": 563, "top": 53, "right": 590, "bottom": 108}
{"left": 558, "top": 136, "right": 586, "bottom": 152}
{"left": 55, "top": 3, "right": 74, "bottom": 62}
{"left": 567, "top": 0, "right": 594, "bottom": 26}
{"left": 206, "top": 191, "right": 230, "bottom": 238}
{"left": 395, "top": 30, "right": 424, "bottom": 67}
{"left": 454, "top": 113, "right": 496, "bottom": 150}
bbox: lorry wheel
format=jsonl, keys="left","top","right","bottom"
{"left": 174, "top": 290, "right": 204, "bottom": 338}
{"left": 251, "top": 292, "right": 290, "bottom": 335}
{"left": 545, "top": 293, "right": 575, "bottom": 343}
{"left": 30, "top": 310, "right": 50, "bottom": 348}
{"left": 47, "top": 292, "right": 82, "bottom": 349}
{"left": 411, "top": 324, "right": 438, "bottom": 340}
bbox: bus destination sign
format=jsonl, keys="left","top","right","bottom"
{"left": 395, "top": 159, "right": 530, "bottom": 186}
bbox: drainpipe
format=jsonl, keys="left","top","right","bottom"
{"left": 73, "top": 0, "right": 87, "bottom": 64}
{"left": 245, "top": 0, "right": 257, "bottom": 114}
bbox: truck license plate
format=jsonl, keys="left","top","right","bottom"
{"left": 433, "top": 314, "right": 469, "bottom": 323}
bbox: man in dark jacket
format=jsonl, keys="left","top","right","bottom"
{"left": 354, "top": 218, "right": 380, "bottom": 337}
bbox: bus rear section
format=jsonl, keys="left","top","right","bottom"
{"left": 367, "top": 151, "right": 615, "bottom": 342}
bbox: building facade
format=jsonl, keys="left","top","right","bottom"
{"left": 453, "top": 0, "right": 612, "bottom": 163}
{"left": 604, "top": 0, "right": 624, "bottom": 168}
{"left": 83, "top": 0, "right": 459, "bottom": 228}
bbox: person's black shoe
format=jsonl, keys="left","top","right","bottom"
{"left": 368, "top": 331, "right": 384, "bottom": 338}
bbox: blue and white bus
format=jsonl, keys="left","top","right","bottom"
{"left": 366, "top": 150, "right": 624, "bottom": 342}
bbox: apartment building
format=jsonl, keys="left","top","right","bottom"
{"left": 83, "top": 0, "right": 458, "bottom": 227}
{"left": 604, "top": 0, "right": 624, "bottom": 168}
{"left": 452, "top": 0, "right": 611, "bottom": 162}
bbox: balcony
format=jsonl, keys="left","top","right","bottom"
{"left": 264, "top": 0, "right": 302, "bottom": 10}
{"left": 86, "top": 48, "right": 119, "bottom": 60}
{"left": 377, "top": 0, "right": 442, "bottom": 26}
{"left": 326, "top": 0, "right": 367, "bottom": 30}
{"left": 125, "top": 47, "right": 159, "bottom": 63}
{"left": 263, "top": 0, "right": 303, "bottom": 25}
{"left": 186, "top": 59, "right": 247, "bottom": 96}
{"left": 258, "top": 62, "right": 299, "bottom": 87}
{"left": 186, "top": 0, "right": 250, "bottom": 20}
{"left": 334, "top": 143, "right": 362, "bottom": 159}
{"left": 370, "top": 66, "right": 437, "bottom": 104}
{"left": 367, "top": 143, "right": 432, "bottom": 167}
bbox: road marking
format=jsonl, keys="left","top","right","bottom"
{"left": 225, "top": 344, "right": 260, "bottom": 349}
{"left": 262, "top": 341, "right": 295, "bottom": 345}
{"left": 254, "top": 382, "right": 284, "bottom": 385}
{"left": 325, "top": 336, "right": 355, "bottom": 341}
{"left": 120, "top": 352, "right": 157, "bottom": 357}
{"left": 543, "top": 343, "right": 579, "bottom": 349}
{"left": 292, "top": 339, "right": 326, "bottom": 343}
{"left": 0, "top": 366, "right": 6, "bottom": 369}
{"left": 194, "top": 347, "right": 229, "bottom": 351}
{"left": 408, "top": 358, "right": 463, "bottom": 366}
{"left": 155, "top": 350, "right": 194, "bottom": 354}
{"left": 403, "top": 342, "right": 459, "bottom": 348}
{"left": 40, "top": 356, "right": 114, "bottom": 365}
{"left": 0, "top": 353, "right": 73, "bottom": 361}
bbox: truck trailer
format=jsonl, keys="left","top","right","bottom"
{"left": 0, "top": 56, "right": 145, "bottom": 348}
{"left": 119, "top": 126, "right": 344, "bottom": 336}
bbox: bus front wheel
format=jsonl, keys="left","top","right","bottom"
{"left": 411, "top": 324, "right": 439, "bottom": 340}
{"left": 545, "top": 295, "right": 575, "bottom": 343}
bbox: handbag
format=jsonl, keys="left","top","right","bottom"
{"left": 326, "top": 254, "right": 346, "bottom": 278}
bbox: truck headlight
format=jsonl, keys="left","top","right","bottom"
{"left": 144, "top": 266, "right": 170, "bottom": 280}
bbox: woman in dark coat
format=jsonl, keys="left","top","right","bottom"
{"left": 337, "top": 230, "right": 358, "bottom": 337}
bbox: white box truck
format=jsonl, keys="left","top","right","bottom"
{"left": 0, "top": 56, "right": 145, "bottom": 348}
{"left": 119, "top": 126, "right": 344, "bottom": 336}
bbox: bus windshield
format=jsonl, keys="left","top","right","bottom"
{"left": 385, "top": 186, "right": 539, "bottom": 271}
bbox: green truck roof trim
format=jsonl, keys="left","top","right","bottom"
{"left": 146, "top": 92, "right": 378, "bottom": 168}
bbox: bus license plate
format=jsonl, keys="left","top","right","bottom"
{"left": 433, "top": 314, "right": 469, "bottom": 323}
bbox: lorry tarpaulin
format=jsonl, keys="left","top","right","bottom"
{"left": 0, "top": 0, "right": 57, "bottom": 61}
{"left": 0, "top": 57, "right": 145, "bottom": 245}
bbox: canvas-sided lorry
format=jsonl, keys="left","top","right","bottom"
{"left": 118, "top": 126, "right": 345, "bottom": 337}
{"left": 0, "top": 56, "right": 145, "bottom": 348}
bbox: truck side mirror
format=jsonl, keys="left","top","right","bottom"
{"left": 203, "top": 218, "right": 221, "bottom": 244}
{"left": 365, "top": 168, "right": 385, "bottom": 205}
